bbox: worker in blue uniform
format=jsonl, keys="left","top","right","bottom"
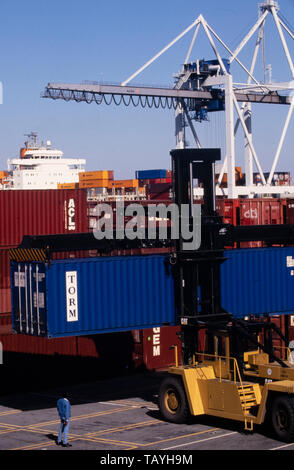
{"left": 57, "top": 394, "right": 72, "bottom": 447}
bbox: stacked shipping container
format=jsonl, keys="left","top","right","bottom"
{"left": 0, "top": 188, "right": 180, "bottom": 373}
{"left": 2, "top": 190, "right": 294, "bottom": 376}
{"left": 78, "top": 170, "right": 114, "bottom": 189}
{"left": 0, "top": 189, "right": 89, "bottom": 321}
{"left": 216, "top": 198, "right": 285, "bottom": 248}
{"left": 136, "top": 169, "right": 172, "bottom": 200}
{"left": 0, "top": 189, "right": 88, "bottom": 351}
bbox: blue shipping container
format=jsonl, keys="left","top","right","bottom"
{"left": 11, "top": 255, "right": 176, "bottom": 338}
{"left": 135, "top": 169, "right": 167, "bottom": 180}
{"left": 220, "top": 247, "right": 294, "bottom": 318}
{"left": 10, "top": 247, "right": 294, "bottom": 338}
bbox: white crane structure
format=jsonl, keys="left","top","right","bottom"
{"left": 43, "top": 0, "right": 294, "bottom": 199}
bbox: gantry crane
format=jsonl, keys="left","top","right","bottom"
{"left": 43, "top": 0, "right": 294, "bottom": 199}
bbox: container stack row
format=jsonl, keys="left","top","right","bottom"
{"left": 0, "top": 188, "right": 181, "bottom": 372}
{"left": 2, "top": 186, "right": 294, "bottom": 374}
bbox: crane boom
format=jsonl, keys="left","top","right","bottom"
{"left": 43, "top": 82, "right": 291, "bottom": 107}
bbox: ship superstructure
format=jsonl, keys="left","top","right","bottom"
{"left": 2, "top": 132, "right": 85, "bottom": 190}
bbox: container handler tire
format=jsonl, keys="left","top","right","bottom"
{"left": 159, "top": 375, "right": 190, "bottom": 424}
{"left": 271, "top": 395, "right": 294, "bottom": 443}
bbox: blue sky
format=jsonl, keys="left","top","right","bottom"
{"left": 0, "top": 0, "right": 293, "bottom": 179}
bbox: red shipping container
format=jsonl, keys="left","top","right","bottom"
{"left": 0, "top": 326, "right": 182, "bottom": 371}
{"left": 280, "top": 199, "right": 288, "bottom": 224}
{"left": 0, "top": 314, "right": 12, "bottom": 334}
{"left": 239, "top": 199, "right": 282, "bottom": 226}
{"left": 0, "top": 289, "right": 11, "bottom": 315}
{"left": 139, "top": 326, "right": 207, "bottom": 370}
{"left": 0, "top": 248, "right": 13, "bottom": 316}
{"left": 239, "top": 199, "right": 282, "bottom": 248}
{"left": 142, "top": 326, "right": 182, "bottom": 370}
{"left": 239, "top": 200, "right": 262, "bottom": 248}
{"left": 285, "top": 199, "right": 294, "bottom": 224}
{"left": 0, "top": 334, "right": 78, "bottom": 356}
{"left": 0, "top": 248, "right": 11, "bottom": 288}
{"left": 216, "top": 199, "right": 240, "bottom": 225}
{"left": 0, "top": 189, "right": 88, "bottom": 247}
{"left": 216, "top": 198, "right": 284, "bottom": 248}
{"left": 239, "top": 200, "right": 261, "bottom": 225}
{"left": 148, "top": 192, "right": 171, "bottom": 201}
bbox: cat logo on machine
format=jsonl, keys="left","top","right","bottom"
{"left": 66, "top": 271, "right": 79, "bottom": 322}
{"left": 65, "top": 198, "right": 76, "bottom": 231}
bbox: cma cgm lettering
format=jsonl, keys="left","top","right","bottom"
{"left": 152, "top": 327, "right": 160, "bottom": 356}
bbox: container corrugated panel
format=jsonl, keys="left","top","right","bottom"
{"left": 0, "top": 313, "right": 12, "bottom": 334}
{"left": 0, "top": 289, "right": 11, "bottom": 314}
{"left": 216, "top": 198, "right": 239, "bottom": 225}
{"left": 0, "top": 333, "right": 78, "bottom": 355}
{"left": 221, "top": 247, "right": 294, "bottom": 317}
{"left": 0, "top": 248, "right": 12, "bottom": 314}
{"left": 0, "top": 248, "right": 11, "bottom": 288}
{"left": 286, "top": 199, "right": 294, "bottom": 224}
{"left": 0, "top": 189, "right": 88, "bottom": 247}
{"left": 11, "top": 255, "right": 176, "bottom": 338}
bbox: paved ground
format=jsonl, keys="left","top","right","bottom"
{"left": 0, "top": 371, "right": 293, "bottom": 453}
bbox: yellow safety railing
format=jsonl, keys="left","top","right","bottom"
{"left": 194, "top": 352, "right": 243, "bottom": 384}
{"left": 194, "top": 352, "right": 253, "bottom": 417}
{"left": 171, "top": 348, "right": 253, "bottom": 420}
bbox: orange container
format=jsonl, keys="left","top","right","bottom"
{"left": 79, "top": 170, "right": 114, "bottom": 181}
{"left": 57, "top": 182, "right": 78, "bottom": 189}
{"left": 110, "top": 179, "right": 139, "bottom": 189}
{"left": 79, "top": 179, "right": 110, "bottom": 188}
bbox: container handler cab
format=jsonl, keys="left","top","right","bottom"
{"left": 158, "top": 148, "right": 294, "bottom": 443}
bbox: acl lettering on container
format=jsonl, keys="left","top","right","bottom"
{"left": 64, "top": 198, "right": 76, "bottom": 231}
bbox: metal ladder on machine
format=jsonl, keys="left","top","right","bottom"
{"left": 237, "top": 383, "right": 260, "bottom": 431}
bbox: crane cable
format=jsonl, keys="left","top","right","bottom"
{"left": 46, "top": 88, "right": 182, "bottom": 110}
